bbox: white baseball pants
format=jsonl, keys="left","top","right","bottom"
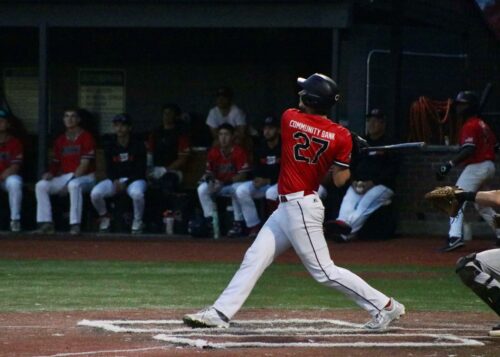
{"left": 36, "top": 173, "right": 95, "bottom": 225}
{"left": 234, "top": 181, "right": 270, "bottom": 228}
{"left": 337, "top": 185, "right": 394, "bottom": 234}
{"left": 90, "top": 179, "right": 147, "bottom": 221}
{"left": 475, "top": 248, "right": 500, "bottom": 284}
{"left": 197, "top": 182, "right": 244, "bottom": 221}
{"left": 0, "top": 174, "right": 23, "bottom": 220}
{"left": 450, "top": 160, "right": 497, "bottom": 238}
{"left": 213, "top": 193, "right": 389, "bottom": 319}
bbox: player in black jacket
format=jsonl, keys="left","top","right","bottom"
{"left": 334, "top": 108, "right": 399, "bottom": 241}
{"left": 90, "top": 114, "right": 148, "bottom": 234}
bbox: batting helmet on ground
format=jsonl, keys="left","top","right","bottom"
{"left": 297, "top": 73, "right": 340, "bottom": 111}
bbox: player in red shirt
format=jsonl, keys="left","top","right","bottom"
{"left": 184, "top": 73, "right": 405, "bottom": 331}
{"left": 196, "top": 123, "right": 250, "bottom": 236}
{"left": 0, "top": 110, "right": 24, "bottom": 232}
{"left": 34, "top": 108, "right": 96, "bottom": 235}
{"left": 436, "top": 91, "right": 498, "bottom": 252}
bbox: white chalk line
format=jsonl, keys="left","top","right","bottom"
{"left": 78, "top": 318, "right": 485, "bottom": 348}
{"left": 34, "top": 346, "right": 170, "bottom": 357}
{"left": 153, "top": 334, "right": 483, "bottom": 348}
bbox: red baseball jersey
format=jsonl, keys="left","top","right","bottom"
{"left": 206, "top": 144, "right": 250, "bottom": 184}
{"left": 459, "top": 116, "right": 496, "bottom": 166}
{"left": 278, "top": 108, "right": 352, "bottom": 195}
{"left": 0, "top": 136, "right": 23, "bottom": 174}
{"left": 50, "top": 130, "right": 96, "bottom": 175}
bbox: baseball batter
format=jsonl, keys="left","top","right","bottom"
{"left": 436, "top": 91, "right": 498, "bottom": 252}
{"left": 183, "top": 73, "right": 405, "bottom": 331}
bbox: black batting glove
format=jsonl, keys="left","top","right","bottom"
{"left": 436, "top": 161, "right": 453, "bottom": 181}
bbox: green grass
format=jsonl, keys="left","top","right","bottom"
{"left": 0, "top": 259, "right": 488, "bottom": 313}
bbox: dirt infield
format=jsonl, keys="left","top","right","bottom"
{"left": 0, "top": 235, "right": 499, "bottom": 356}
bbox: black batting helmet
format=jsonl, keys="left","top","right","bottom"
{"left": 454, "top": 90, "right": 479, "bottom": 115}
{"left": 297, "top": 73, "right": 340, "bottom": 111}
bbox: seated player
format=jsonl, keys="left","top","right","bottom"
{"left": 196, "top": 123, "right": 250, "bottom": 237}
{"left": 0, "top": 110, "right": 23, "bottom": 232}
{"left": 206, "top": 87, "right": 247, "bottom": 145}
{"left": 146, "top": 103, "right": 190, "bottom": 192}
{"left": 233, "top": 116, "right": 281, "bottom": 238}
{"left": 333, "top": 109, "right": 399, "bottom": 241}
{"left": 35, "top": 108, "right": 96, "bottom": 235}
{"left": 90, "top": 114, "right": 147, "bottom": 234}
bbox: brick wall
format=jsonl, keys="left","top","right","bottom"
{"left": 394, "top": 145, "right": 499, "bottom": 237}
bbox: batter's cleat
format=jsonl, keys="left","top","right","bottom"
{"left": 32, "top": 222, "right": 55, "bottom": 235}
{"left": 489, "top": 323, "right": 500, "bottom": 337}
{"left": 183, "top": 307, "right": 230, "bottom": 328}
{"left": 440, "top": 236, "right": 464, "bottom": 252}
{"left": 363, "top": 298, "right": 405, "bottom": 332}
{"left": 10, "top": 220, "right": 21, "bottom": 233}
{"left": 69, "top": 224, "right": 81, "bottom": 236}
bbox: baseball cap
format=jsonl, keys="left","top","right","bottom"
{"left": 112, "top": 113, "right": 132, "bottom": 125}
{"left": 215, "top": 86, "right": 233, "bottom": 98}
{"left": 263, "top": 116, "right": 279, "bottom": 128}
{"left": 454, "top": 91, "right": 479, "bottom": 104}
{"left": 366, "top": 108, "right": 386, "bottom": 119}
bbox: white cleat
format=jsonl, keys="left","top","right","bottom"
{"left": 363, "top": 298, "right": 405, "bottom": 331}
{"left": 183, "top": 307, "right": 230, "bottom": 328}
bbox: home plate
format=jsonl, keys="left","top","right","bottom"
{"left": 78, "top": 318, "right": 484, "bottom": 348}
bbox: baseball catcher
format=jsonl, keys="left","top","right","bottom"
{"left": 425, "top": 187, "right": 500, "bottom": 336}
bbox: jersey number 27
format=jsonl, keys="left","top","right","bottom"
{"left": 293, "top": 132, "right": 329, "bottom": 164}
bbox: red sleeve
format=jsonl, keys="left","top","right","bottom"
{"left": 233, "top": 146, "right": 251, "bottom": 173}
{"left": 177, "top": 134, "right": 190, "bottom": 155}
{"left": 206, "top": 148, "right": 216, "bottom": 174}
{"left": 333, "top": 128, "right": 352, "bottom": 168}
{"left": 10, "top": 138, "right": 23, "bottom": 165}
{"left": 459, "top": 122, "right": 479, "bottom": 148}
{"left": 81, "top": 132, "right": 96, "bottom": 160}
{"left": 49, "top": 137, "right": 62, "bottom": 175}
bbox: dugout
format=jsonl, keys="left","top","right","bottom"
{"left": 1, "top": 1, "right": 500, "bottom": 235}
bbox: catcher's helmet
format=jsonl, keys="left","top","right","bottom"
{"left": 454, "top": 90, "right": 479, "bottom": 115}
{"left": 297, "top": 73, "right": 340, "bottom": 111}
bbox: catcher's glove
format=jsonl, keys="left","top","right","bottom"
{"left": 424, "top": 186, "right": 464, "bottom": 218}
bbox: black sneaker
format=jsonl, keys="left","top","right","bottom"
{"left": 489, "top": 323, "right": 500, "bottom": 337}
{"left": 227, "top": 221, "right": 245, "bottom": 238}
{"left": 440, "top": 236, "right": 464, "bottom": 252}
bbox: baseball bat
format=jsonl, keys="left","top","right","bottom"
{"left": 478, "top": 82, "right": 492, "bottom": 115}
{"left": 362, "top": 142, "right": 426, "bottom": 151}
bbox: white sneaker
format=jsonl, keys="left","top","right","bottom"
{"left": 99, "top": 215, "right": 111, "bottom": 232}
{"left": 183, "top": 307, "right": 230, "bottom": 328}
{"left": 131, "top": 219, "right": 144, "bottom": 234}
{"left": 363, "top": 298, "right": 405, "bottom": 331}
